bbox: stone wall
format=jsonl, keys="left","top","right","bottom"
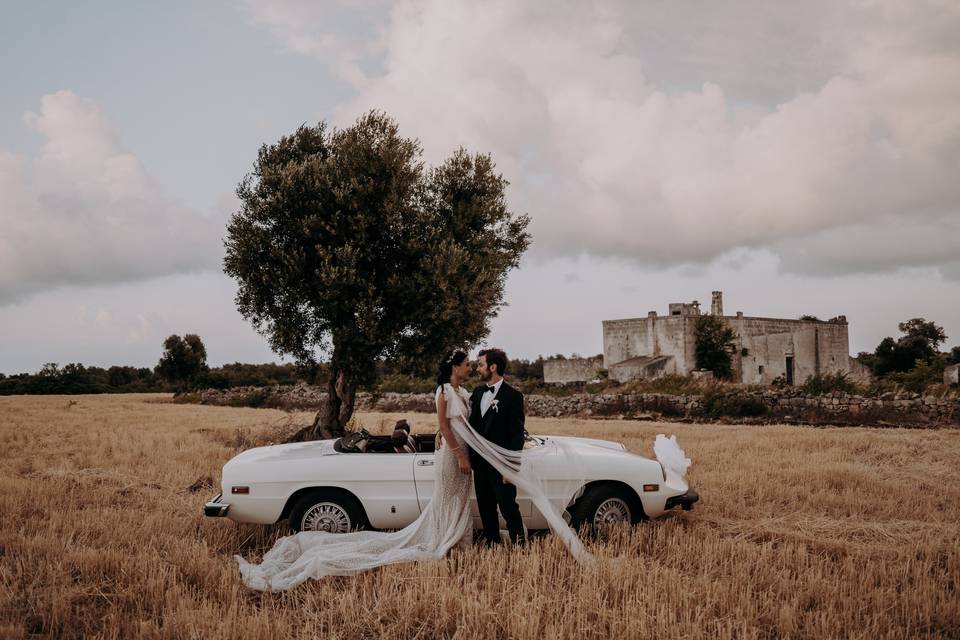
{"left": 196, "top": 383, "right": 959, "bottom": 427}
{"left": 946, "top": 364, "right": 959, "bottom": 387}
{"left": 848, "top": 356, "right": 874, "bottom": 384}
{"left": 602, "top": 314, "right": 695, "bottom": 373}
{"left": 543, "top": 356, "right": 603, "bottom": 384}
{"left": 524, "top": 389, "right": 958, "bottom": 426}
{"left": 608, "top": 355, "right": 674, "bottom": 383}
{"left": 197, "top": 384, "right": 437, "bottom": 413}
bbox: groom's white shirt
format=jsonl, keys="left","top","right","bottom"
{"left": 480, "top": 378, "right": 503, "bottom": 417}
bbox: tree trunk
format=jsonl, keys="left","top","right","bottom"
{"left": 287, "top": 368, "right": 357, "bottom": 442}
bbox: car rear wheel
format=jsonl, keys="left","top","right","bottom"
{"left": 568, "top": 483, "right": 645, "bottom": 531}
{"left": 288, "top": 490, "right": 368, "bottom": 534}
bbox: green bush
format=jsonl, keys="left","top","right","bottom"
{"left": 617, "top": 375, "right": 709, "bottom": 396}
{"left": 702, "top": 389, "right": 769, "bottom": 418}
{"left": 227, "top": 389, "right": 269, "bottom": 408}
{"left": 801, "top": 372, "right": 857, "bottom": 395}
{"left": 885, "top": 356, "right": 949, "bottom": 393}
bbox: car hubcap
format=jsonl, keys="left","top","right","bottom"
{"left": 593, "top": 497, "right": 631, "bottom": 527}
{"left": 302, "top": 502, "right": 351, "bottom": 533}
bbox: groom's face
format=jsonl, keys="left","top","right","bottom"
{"left": 477, "top": 355, "right": 492, "bottom": 382}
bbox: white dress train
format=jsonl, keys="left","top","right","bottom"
{"left": 235, "top": 383, "right": 474, "bottom": 591}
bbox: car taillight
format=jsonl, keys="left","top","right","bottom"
{"left": 231, "top": 486, "right": 250, "bottom": 494}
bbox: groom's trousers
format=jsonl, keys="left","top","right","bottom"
{"left": 472, "top": 457, "right": 526, "bottom": 545}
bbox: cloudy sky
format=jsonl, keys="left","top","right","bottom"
{"left": 2, "top": 0, "right": 959, "bottom": 374}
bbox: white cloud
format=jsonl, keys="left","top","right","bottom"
{"left": 243, "top": 0, "right": 960, "bottom": 278}
{"left": 0, "top": 91, "right": 224, "bottom": 304}
{"left": 240, "top": 0, "right": 389, "bottom": 87}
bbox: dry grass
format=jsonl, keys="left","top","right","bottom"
{"left": 1, "top": 394, "right": 958, "bottom": 639}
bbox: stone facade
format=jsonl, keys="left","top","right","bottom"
{"left": 946, "top": 363, "right": 960, "bottom": 387}
{"left": 543, "top": 356, "right": 604, "bottom": 384}
{"left": 726, "top": 313, "right": 850, "bottom": 385}
{"left": 600, "top": 292, "right": 855, "bottom": 386}
{"left": 847, "top": 356, "right": 874, "bottom": 384}
{"left": 608, "top": 355, "right": 675, "bottom": 382}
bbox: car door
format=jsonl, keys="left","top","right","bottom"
{"left": 412, "top": 451, "right": 436, "bottom": 511}
{"left": 414, "top": 449, "right": 535, "bottom": 525}
{"left": 339, "top": 451, "right": 421, "bottom": 529}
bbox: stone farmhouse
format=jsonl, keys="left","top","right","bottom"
{"left": 544, "top": 291, "right": 871, "bottom": 386}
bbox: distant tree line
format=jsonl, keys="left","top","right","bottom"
{"left": 0, "top": 333, "right": 301, "bottom": 395}
{"left": 0, "top": 360, "right": 304, "bottom": 396}
{"left": 0, "top": 332, "right": 552, "bottom": 396}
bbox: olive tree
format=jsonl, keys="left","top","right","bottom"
{"left": 224, "top": 112, "right": 530, "bottom": 440}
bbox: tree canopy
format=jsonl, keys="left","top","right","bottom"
{"left": 224, "top": 112, "right": 530, "bottom": 438}
{"left": 694, "top": 315, "right": 738, "bottom": 380}
{"left": 871, "top": 318, "right": 947, "bottom": 375}
{"left": 155, "top": 334, "right": 208, "bottom": 387}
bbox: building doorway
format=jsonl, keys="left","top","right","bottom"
{"left": 785, "top": 356, "right": 795, "bottom": 385}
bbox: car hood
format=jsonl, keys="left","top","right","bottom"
{"left": 540, "top": 435, "right": 626, "bottom": 452}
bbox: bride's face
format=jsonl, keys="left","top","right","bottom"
{"left": 452, "top": 359, "right": 470, "bottom": 381}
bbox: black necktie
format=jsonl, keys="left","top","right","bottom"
{"left": 485, "top": 386, "right": 496, "bottom": 393}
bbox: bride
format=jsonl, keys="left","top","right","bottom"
{"left": 235, "top": 350, "right": 586, "bottom": 591}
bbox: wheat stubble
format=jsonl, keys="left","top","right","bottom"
{"left": 0, "top": 394, "right": 957, "bottom": 639}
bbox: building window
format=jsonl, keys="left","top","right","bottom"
{"left": 741, "top": 348, "right": 749, "bottom": 356}
{"left": 758, "top": 365, "right": 764, "bottom": 375}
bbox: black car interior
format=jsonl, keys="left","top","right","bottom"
{"left": 334, "top": 429, "right": 437, "bottom": 454}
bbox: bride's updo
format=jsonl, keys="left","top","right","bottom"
{"left": 436, "top": 350, "right": 468, "bottom": 387}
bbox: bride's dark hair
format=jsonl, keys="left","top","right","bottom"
{"left": 436, "top": 350, "right": 469, "bottom": 387}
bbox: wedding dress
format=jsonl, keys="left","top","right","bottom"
{"left": 235, "top": 383, "right": 475, "bottom": 590}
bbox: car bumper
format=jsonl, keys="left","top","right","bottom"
{"left": 204, "top": 493, "right": 230, "bottom": 517}
{"left": 664, "top": 487, "right": 699, "bottom": 511}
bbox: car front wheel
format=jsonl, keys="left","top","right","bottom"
{"left": 287, "top": 490, "right": 368, "bottom": 534}
{"left": 568, "top": 483, "right": 645, "bottom": 530}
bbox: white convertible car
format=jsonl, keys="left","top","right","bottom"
{"left": 204, "top": 431, "right": 698, "bottom": 533}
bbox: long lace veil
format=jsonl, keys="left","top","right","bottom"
{"left": 234, "top": 386, "right": 593, "bottom": 591}
{"left": 445, "top": 387, "right": 592, "bottom": 563}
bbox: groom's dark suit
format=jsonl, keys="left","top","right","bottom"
{"left": 468, "top": 380, "right": 526, "bottom": 545}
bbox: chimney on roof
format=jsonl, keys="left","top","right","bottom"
{"left": 711, "top": 291, "right": 723, "bottom": 316}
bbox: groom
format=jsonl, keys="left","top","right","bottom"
{"left": 468, "top": 348, "right": 526, "bottom": 546}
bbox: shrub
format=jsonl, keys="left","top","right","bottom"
{"left": 617, "top": 375, "right": 709, "bottom": 396}
{"left": 802, "top": 372, "right": 857, "bottom": 395}
{"left": 702, "top": 389, "right": 768, "bottom": 419}
{"left": 227, "top": 389, "right": 269, "bottom": 408}
{"left": 885, "top": 355, "right": 949, "bottom": 393}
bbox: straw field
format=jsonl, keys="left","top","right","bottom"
{"left": 1, "top": 393, "right": 957, "bottom": 639}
